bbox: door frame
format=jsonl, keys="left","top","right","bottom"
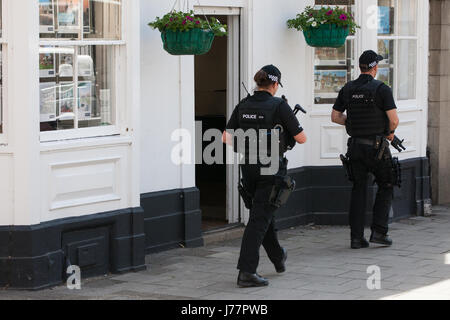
{"left": 193, "top": 4, "right": 248, "bottom": 225}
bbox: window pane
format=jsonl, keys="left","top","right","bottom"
{"left": 378, "top": 0, "right": 395, "bottom": 36}
{"left": 39, "top": 0, "right": 122, "bottom": 40}
{"left": 314, "top": 40, "right": 355, "bottom": 104}
{"left": 397, "top": 0, "right": 417, "bottom": 36}
{"left": 39, "top": 45, "right": 116, "bottom": 132}
{"left": 377, "top": 39, "right": 394, "bottom": 88}
{"left": 397, "top": 40, "right": 417, "bottom": 100}
{"left": 40, "top": 46, "right": 75, "bottom": 131}
{"left": 83, "top": 0, "right": 122, "bottom": 40}
{"left": 77, "top": 45, "right": 116, "bottom": 128}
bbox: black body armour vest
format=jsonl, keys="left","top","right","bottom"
{"left": 343, "top": 79, "right": 389, "bottom": 137}
{"left": 234, "top": 95, "right": 284, "bottom": 159}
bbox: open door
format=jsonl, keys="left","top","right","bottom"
{"left": 194, "top": 13, "right": 241, "bottom": 232}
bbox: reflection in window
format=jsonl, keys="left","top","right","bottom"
{"left": 313, "top": 0, "right": 355, "bottom": 105}
{"left": 377, "top": 0, "right": 417, "bottom": 100}
{"left": 39, "top": 0, "right": 122, "bottom": 40}
{"left": 39, "top": 46, "right": 116, "bottom": 132}
{"left": 314, "top": 40, "right": 355, "bottom": 105}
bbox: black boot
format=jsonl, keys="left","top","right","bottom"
{"left": 273, "top": 248, "right": 287, "bottom": 273}
{"left": 351, "top": 237, "right": 369, "bottom": 249}
{"left": 237, "top": 271, "right": 269, "bottom": 288}
{"left": 370, "top": 230, "right": 393, "bottom": 246}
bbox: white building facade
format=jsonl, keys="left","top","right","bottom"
{"left": 0, "top": 0, "right": 431, "bottom": 289}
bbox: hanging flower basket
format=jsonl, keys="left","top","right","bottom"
{"left": 303, "top": 24, "right": 349, "bottom": 48}
{"left": 162, "top": 28, "right": 214, "bottom": 55}
{"left": 287, "top": 6, "right": 359, "bottom": 48}
{"left": 149, "top": 10, "right": 227, "bottom": 56}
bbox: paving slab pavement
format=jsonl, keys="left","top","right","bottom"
{"left": 1, "top": 206, "right": 450, "bottom": 300}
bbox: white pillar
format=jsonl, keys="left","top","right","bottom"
{"left": 9, "top": 0, "right": 41, "bottom": 225}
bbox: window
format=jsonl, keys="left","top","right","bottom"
{"left": 314, "top": 0, "right": 356, "bottom": 105}
{"left": 377, "top": 0, "right": 417, "bottom": 101}
{"left": 39, "top": 0, "right": 122, "bottom": 135}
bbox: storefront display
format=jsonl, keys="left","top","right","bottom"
{"left": 39, "top": 0, "right": 55, "bottom": 33}
{"left": 312, "top": 0, "right": 355, "bottom": 104}
{"left": 39, "top": 82, "right": 57, "bottom": 122}
{"left": 39, "top": 0, "right": 121, "bottom": 133}
{"left": 57, "top": 0, "right": 80, "bottom": 33}
{"left": 40, "top": 0, "right": 121, "bottom": 40}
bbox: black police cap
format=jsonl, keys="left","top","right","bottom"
{"left": 261, "top": 64, "right": 283, "bottom": 87}
{"left": 359, "top": 50, "right": 384, "bottom": 70}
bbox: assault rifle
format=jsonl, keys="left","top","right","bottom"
{"left": 391, "top": 135, "right": 406, "bottom": 153}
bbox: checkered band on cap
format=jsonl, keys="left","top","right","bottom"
{"left": 268, "top": 74, "right": 279, "bottom": 82}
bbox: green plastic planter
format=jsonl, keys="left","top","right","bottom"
{"left": 303, "top": 24, "right": 349, "bottom": 48}
{"left": 161, "top": 28, "right": 215, "bottom": 55}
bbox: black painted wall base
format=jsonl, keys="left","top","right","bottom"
{"left": 0, "top": 208, "right": 146, "bottom": 290}
{"left": 141, "top": 187, "right": 203, "bottom": 254}
{"left": 138, "top": 158, "right": 430, "bottom": 256}
{"left": 275, "top": 157, "right": 431, "bottom": 230}
{"left": 0, "top": 158, "right": 429, "bottom": 290}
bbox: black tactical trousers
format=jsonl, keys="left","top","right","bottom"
{"left": 237, "top": 163, "right": 286, "bottom": 274}
{"left": 348, "top": 142, "right": 394, "bottom": 240}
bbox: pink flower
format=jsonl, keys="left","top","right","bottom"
{"left": 196, "top": 20, "right": 200, "bottom": 24}
{"left": 170, "top": 18, "right": 174, "bottom": 22}
{"left": 186, "top": 16, "right": 194, "bottom": 21}
{"left": 326, "top": 10, "right": 333, "bottom": 15}
{"left": 339, "top": 14, "right": 348, "bottom": 20}
{"left": 182, "top": 19, "right": 187, "bottom": 25}
{"left": 309, "top": 13, "right": 313, "bottom": 17}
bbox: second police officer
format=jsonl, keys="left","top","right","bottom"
{"left": 331, "top": 50, "right": 401, "bottom": 249}
{"left": 222, "top": 65, "right": 307, "bottom": 288}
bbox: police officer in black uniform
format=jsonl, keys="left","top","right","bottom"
{"left": 222, "top": 65, "right": 307, "bottom": 287}
{"left": 332, "top": 50, "right": 400, "bottom": 249}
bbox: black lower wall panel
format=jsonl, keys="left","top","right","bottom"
{"left": 141, "top": 187, "right": 204, "bottom": 254}
{"left": 0, "top": 208, "right": 146, "bottom": 290}
{"left": 138, "top": 158, "right": 430, "bottom": 257}
{"left": 275, "top": 157, "right": 431, "bottom": 230}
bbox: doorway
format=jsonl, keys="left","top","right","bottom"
{"left": 195, "top": 14, "right": 240, "bottom": 232}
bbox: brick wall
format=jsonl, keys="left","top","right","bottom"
{"left": 428, "top": 0, "right": 450, "bottom": 204}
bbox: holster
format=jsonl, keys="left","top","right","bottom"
{"left": 269, "top": 175, "right": 296, "bottom": 209}
{"left": 340, "top": 154, "right": 354, "bottom": 182}
{"left": 375, "top": 136, "right": 390, "bottom": 161}
{"left": 391, "top": 157, "right": 402, "bottom": 187}
{"left": 238, "top": 180, "right": 253, "bottom": 210}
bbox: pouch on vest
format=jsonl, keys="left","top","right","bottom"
{"left": 345, "top": 80, "right": 388, "bottom": 137}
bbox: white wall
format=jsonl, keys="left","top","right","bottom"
{"left": 251, "top": 0, "right": 313, "bottom": 170}
{"left": 139, "top": 0, "right": 429, "bottom": 195}
{"left": 140, "top": 0, "right": 196, "bottom": 194}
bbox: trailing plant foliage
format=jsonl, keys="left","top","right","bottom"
{"left": 287, "top": 6, "right": 359, "bottom": 34}
{"left": 148, "top": 10, "right": 227, "bottom": 37}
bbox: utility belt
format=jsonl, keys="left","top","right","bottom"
{"left": 348, "top": 135, "right": 388, "bottom": 161}
{"left": 238, "top": 158, "right": 296, "bottom": 210}
{"left": 340, "top": 136, "right": 402, "bottom": 187}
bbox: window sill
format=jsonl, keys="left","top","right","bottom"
{"left": 40, "top": 134, "right": 132, "bottom": 154}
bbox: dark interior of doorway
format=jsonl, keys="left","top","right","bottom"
{"left": 195, "top": 15, "right": 228, "bottom": 232}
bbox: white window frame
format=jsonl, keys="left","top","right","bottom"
{"left": 311, "top": 0, "right": 360, "bottom": 116}
{"left": 310, "top": 0, "right": 426, "bottom": 115}
{"left": 0, "top": 0, "right": 9, "bottom": 147}
{"left": 376, "top": 0, "right": 420, "bottom": 110}
{"left": 39, "top": 0, "right": 127, "bottom": 142}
